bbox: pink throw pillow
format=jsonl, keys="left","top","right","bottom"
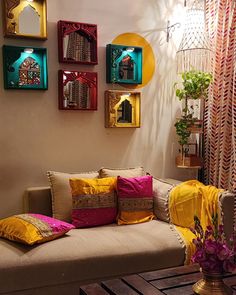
{"left": 70, "top": 177, "right": 117, "bottom": 228}
{"left": 117, "top": 175, "right": 155, "bottom": 225}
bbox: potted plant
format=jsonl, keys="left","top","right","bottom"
{"left": 174, "top": 70, "right": 213, "bottom": 167}
{"left": 191, "top": 214, "right": 236, "bottom": 294}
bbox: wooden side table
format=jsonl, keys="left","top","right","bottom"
{"left": 80, "top": 264, "right": 236, "bottom": 295}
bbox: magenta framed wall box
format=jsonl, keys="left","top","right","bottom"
{"left": 57, "top": 20, "right": 98, "bottom": 65}
{"left": 58, "top": 70, "right": 98, "bottom": 110}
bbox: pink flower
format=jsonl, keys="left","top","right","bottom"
{"left": 206, "top": 225, "right": 213, "bottom": 235}
{"left": 191, "top": 215, "right": 236, "bottom": 274}
{"left": 217, "top": 244, "right": 231, "bottom": 261}
{"left": 207, "top": 255, "right": 222, "bottom": 272}
{"left": 192, "top": 249, "right": 206, "bottom": 263}
{"left": 193, "top": 237, "right": 202, "bottom": 247}
{"left": 204, "top": 239, "right": 218, "bottom": 254}
{"left": 218, "top": 224, "right": 224, "bottom": 235}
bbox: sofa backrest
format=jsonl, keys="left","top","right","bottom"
{"left": 24, "top": 178, "right": 178, "bottom": 219}
{"left": 24, "top": 181, "right": 235, "bottom": 243}
{"left": 24, "top": 186, "right": 52, "bottom": 216}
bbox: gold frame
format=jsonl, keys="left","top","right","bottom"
{"left": 105, "top": 90, "right": 141, "bottom": 128}
{"left": 2, "top": 0, "right": 47, "bottom": 40}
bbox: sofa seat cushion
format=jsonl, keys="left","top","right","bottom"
{"left": 0, "top": 220, "right": 185, "bottom": 294}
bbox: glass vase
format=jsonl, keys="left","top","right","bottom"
{"left": 193, "top": 270, "right": 232, "bottom": 295}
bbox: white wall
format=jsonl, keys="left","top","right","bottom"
{"left": 0, "top": 0, "right": 195, "bottom": 218}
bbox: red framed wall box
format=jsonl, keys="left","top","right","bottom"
{"left": 58, "top": 20, "right": 98, "bottom": 65}
{"left": 58, "top": 70, "right": 97, "bottom": 110}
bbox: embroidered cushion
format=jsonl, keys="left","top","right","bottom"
{"left": 117, "top": 175, "right": 155, "bottom": 225}
{"left": 0, "top": 213, "right": 75, "bottom": 245}
{"left": 99, "top": 167, "right": 145, "bottom": 178}
{"left": 70, "top": 177, "right": 117, "bottom": 228}
{"left": 47, "top": 170, "right": 99, "bottom": 222}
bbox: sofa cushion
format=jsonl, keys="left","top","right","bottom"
{"left": 153, "top": 178, "right": 175, "bottom": 223}
{"left": 99, "top": 166, "right": 144, "bottom": 178}
{"left": 219, "top": 190, "right": 236, "bottom": 241}
{"left": 0, "top": 220, "right": 185, "bottom": 294}
{"left": 47, "top": 171, "right": 99, "bottom": 222}
{"left": 117, "top": 175, "right": 155, "bottom": 225}
{"left": 0, "top": 214, "right": 74, "bottom": 245}
{"left": 70, "top": 177, "right": 117, "bottom": 228}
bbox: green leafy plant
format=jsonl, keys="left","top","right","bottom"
{"left": 175, "top": 70, "right": 213, "bottom": 147}
{"left": 175, "top": 117, "right": 192, "bottom": 146}
{"left": 175, "top": 70, "right": 213, "bottom": 102}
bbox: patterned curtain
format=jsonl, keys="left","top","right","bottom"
{"left": 204, "top": 0, "right": 236, "bottom": 190}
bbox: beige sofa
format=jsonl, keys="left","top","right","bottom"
{"left": 0, "top": 178, "right": 235, "bottom": 295}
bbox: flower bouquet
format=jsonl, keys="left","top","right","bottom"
{"left": 191, "top": 214, "right": 235, "bottom": 294}
{"left": 191, "top": 214, "right": 236, "bottom": 274}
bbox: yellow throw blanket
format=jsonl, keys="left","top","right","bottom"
{"left": 169, "top": 180, "right": 223, "bottom": 264}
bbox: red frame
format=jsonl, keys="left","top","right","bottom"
{"left": 58, "top": 20, "right": 98, "bottom": 65}
{"left": 58, "top": 70, "right": 97, "bottom": 110}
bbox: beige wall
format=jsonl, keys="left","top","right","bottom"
{"left": 0, "top": 0, "right": 196, "bottom": 218}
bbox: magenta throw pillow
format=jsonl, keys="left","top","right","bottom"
{"left": 117, "top": 175, "right": 155, "bottom": 225}
{"left": 70, "top": 177, "right": 117, "bottom": 228}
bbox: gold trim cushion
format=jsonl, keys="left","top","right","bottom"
{"left": 70, "top": 177, "right": 117, "bottom": 228}
{"left": 47, "top": 171, "right": 99, "bottom": 222}
{"left": 99, "top": 167, "right": 144, "bottom": 178}
{"left": 0, "top": 214, "right": 74, "bottom": 245}
{"left": 117, "top": 175, "right": 155, "bottom": 225}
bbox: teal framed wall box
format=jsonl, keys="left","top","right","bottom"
{"left": 2, "top": 45, "right": 48, "bottom": 90}
{"left": 106, "top": 44, "right": 142, "bottom": 84}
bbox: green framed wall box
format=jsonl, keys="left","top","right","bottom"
{"left": 106, "top": 44, "right": 142, "bottom": 84}
{"left": 2, "top": 45, "right": 48, "bottom": 90}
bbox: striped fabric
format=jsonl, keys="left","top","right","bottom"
{"left": 204, "top": 0, "right": 236, "bottom": 191}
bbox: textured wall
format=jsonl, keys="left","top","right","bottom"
{"left": 0, "top": 0, "right": 195, "bottom": 218}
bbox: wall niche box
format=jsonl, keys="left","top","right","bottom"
{"left": 58, "top": 70, "right": 97, "bottom": 110}
{"left": 2, "top": 0, "right": 47, "bottom": 40}
{"left": 106, "top": 44, "right": 142, "bottom": 84}
{"left": 105, "top": 90, "right": 141, "bottom": 128}
{"left": 58, "top": 20, "right": 98, "bottom": 65}
{"left": 3, "top": 45, "right": 48, "bottom": 90}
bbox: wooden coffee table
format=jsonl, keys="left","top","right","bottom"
{"left": 80, "top": 264, "right": 236, "bottom": 295}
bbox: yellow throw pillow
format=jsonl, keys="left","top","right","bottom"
{"left": 0, "top": 214, "right": 74, "bottom": 245}
{"left": 47, "top": 170, "right": 99, "bottom": 222}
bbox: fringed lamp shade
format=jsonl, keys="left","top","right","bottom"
{"left": 176, "top": 0, "right": 211, "bottom": 73}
